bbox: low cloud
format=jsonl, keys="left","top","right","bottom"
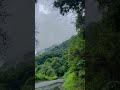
{"left": 35, "top": 0, "right": 77, "bottom": 52}
{"left": 39, "top": 4, "right": 50, "bottom": 15}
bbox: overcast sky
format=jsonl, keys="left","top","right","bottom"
{"left": 35, "top": 0, "right": 77, "bottom": 53}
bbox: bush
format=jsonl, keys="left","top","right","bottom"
{"left": 63, "top": 71, "right": 85, "bottom": 90}
{"left": 63, "top": 72, "right": 76, "bottom": 90}
{"left": 35, "top": 74, "right": 48, "bottom": 81}
{"left": 35, "top": 73, "right": 58, "bottom": 81}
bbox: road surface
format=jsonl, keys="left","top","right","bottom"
{"left": 35, "top": 79, "right": 64, "bottom": 90}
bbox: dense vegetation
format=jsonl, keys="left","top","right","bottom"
{"left": 35, "top": 29, "right": 85, "bottom": 89}
{"left": 53, "top": 0, "right": 120, "bottom": 89}
{"left": 36, "top": 0, "right": 120, "bottom": 89}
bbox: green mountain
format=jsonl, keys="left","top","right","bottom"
{"left": 35, "top": 35, "right": 77, "bottom": 79}
{"left": 35, "top": 35, "right": 76, "bottom": 65}
{"left": 35, "top": 30, "right": 85, "bottom": 90}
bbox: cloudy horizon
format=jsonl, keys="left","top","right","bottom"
{"left": 35, "top": 0, "right": 77, "bottom": 53}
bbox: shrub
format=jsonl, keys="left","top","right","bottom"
{"left": 63, "top": 72, "right": 76, "bottom": 90}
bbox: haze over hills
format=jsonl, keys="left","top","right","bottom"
{"left": 35, "top": 0, "right": 77, "bottom": 53}
{"left": 35, "top": 34, "right": 77, "bottom": 65}
{"left": 35, "top": 44, "right": 57, "bottom": 56}
{"left": 35, "top": 35, "right": 75, "bottom": 56}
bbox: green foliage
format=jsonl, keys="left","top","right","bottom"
{"left": 35, "top": 25, "right": 85, "bottom": 90}
{"left": 63, "top": 71, "right": 85, "bottom": 90}
{"left": 63, "top": 72, "right": 76, "bottom": 90}
{"left": 35, "top": 30, "right": 85, "bottom": 90}
{"left": 53, "top": 0, "right": 85, "bottom": 15}
{"left": 35, "top": 74, "right": 58, "bottom": 81}
{"left": 36, "top": 64, "right": 56, "bottom": 76}
{"left": 64, "top": 30, "right": 85, "bottom": 90}
{"left": 35, "top": 34, "right": 78, "bottom": 81}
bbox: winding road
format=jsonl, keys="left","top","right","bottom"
{"left": 35, "top": 79, "right": 64, "bottom": 90}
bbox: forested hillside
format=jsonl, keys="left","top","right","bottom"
{"left": 35, "top": 38, "right": 72, "bottom": 79}
{"left": 35, "top": 29, "right": 85, "bottom": 90}
{"left": 35, "top": 34, "right": 78, "bottom": 77}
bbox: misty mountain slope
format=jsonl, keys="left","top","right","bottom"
{"left": 35, "top": 34, "right": 80, "bottom": 81}
{"left": 35, "top": 35, "right": 77, "bottom": 65}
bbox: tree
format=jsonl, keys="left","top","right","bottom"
{"left": 53, "top": 0, "right": 85, "bottom": 26}
{"left": 53, "top": 0, "right": 85, "bottom": 89}
{"left": 54, "top": 0, "right": 85, "bottom": 14}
